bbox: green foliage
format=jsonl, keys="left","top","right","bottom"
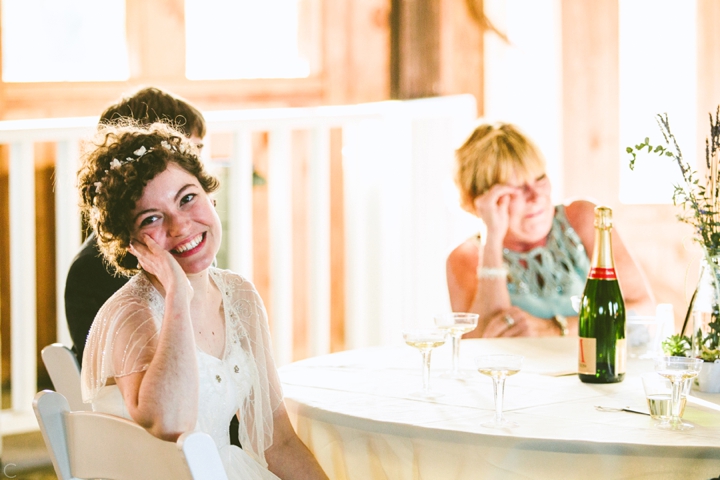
{"left": 627, "top": 111, "right": 720, "bottom": 257}
{"left": 700, "top": 343, "right": 720, "bottom": 362}
{"left": 695, "top": 312, "right": 720, "bottom": 361}
{"left": 661, "top": 334, "right": 691, "bottom": 357}
{"left": 628, "top": 109, "right": 720, "bottom": 362}
{"left": 660, "top": 332, "right": 720, "bottom": 361}
{"left": 252, "top": 170, "right": 266, "bottom": 186}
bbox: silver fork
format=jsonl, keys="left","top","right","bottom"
{"left": 594, "top": 405, "right": 650, "bottom": 416}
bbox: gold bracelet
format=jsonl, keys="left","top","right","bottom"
{"left": 553, "top": 314, "right": 569, "bottom": 336}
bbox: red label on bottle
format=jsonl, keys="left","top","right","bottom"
{"left": 589, "top": 267, "right": 616, "bottom": 280}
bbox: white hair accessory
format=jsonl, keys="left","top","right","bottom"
{"left": 96, "top": 145, "right": 155, "bottom": 193}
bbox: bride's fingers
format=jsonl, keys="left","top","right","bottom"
{"left": 134, "top": 236, "right": 168, "bottom": 265}
{"left": 142, "top": 234, "right": 164, "bottom": 254}
{"left": 127, "top": 242, "right": 144, "bottom": 262}
{"left": 129, "top": 238, "right": 165, "bottom": 272}
{"left": 128, "top": 243, "right": 151, "bottom": 271}
{"left": 128, "top": 238, "right": 151, "bottom": 255}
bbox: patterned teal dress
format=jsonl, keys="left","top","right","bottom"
{"left": 477, "top": 205, "right": 590, "bottom": 318}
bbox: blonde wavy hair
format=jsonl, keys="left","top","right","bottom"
{"left": 454, "top": 122, "right": 546, "bottom": 214}
{"left": 77, "top": 121, "right": 219, "bottom": 276}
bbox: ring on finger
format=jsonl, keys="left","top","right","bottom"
{"left": 503, "top": 315, "right": 515, "bottom": 327}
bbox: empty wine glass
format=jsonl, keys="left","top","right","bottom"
{"left": 654, "top": 356, "right": 703, "bottom": 430}
{"left": 476, "top": 354, "right": 524, "bottom": 428}
{"left": 434, "top": 312, "right": 479, "bottom": 378}
{"left": 403, "top": 328, "right": 446, "bottom": 398}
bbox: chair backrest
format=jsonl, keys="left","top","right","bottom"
{"left": 33, "top": 390, "right": 229, "bottom": 480}
{"left": 41, "top": 343, "right": 91, "bottom": 411}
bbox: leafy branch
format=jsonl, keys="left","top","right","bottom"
{"left": 627, "top": 111, "right": 720, "bottom": 257}
{"left": 628, "top": 110, "right": 720, "bottom": 361}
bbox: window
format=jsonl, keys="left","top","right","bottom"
{"left": 185, "top": 0, "right": 313, "bottom": 80}
{"left": 619, "top": 0, "right": 696, "bottom": 204}
{"left": 483, "top": 0, "right": 562, "bottom": 202}
{"left": 1, "top": 0, "right": 129, "bottom": 82}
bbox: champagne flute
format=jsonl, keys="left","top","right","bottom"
{"left": 476, "top": 354, "right": 523, "bottom": 428}
{"left": 403, "top": 328, "right": 446, "bottom": 398}
{"left": 654, "top": 356, "right": 703, "bottom": 430}
{"left": 434, "top": 312, "right": 479, "bottom": 378}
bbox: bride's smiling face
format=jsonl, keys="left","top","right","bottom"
{"left": 130, "top": 163, "right": 221, "bottom": 275}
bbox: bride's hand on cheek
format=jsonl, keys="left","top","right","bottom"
{"left": 128, "top": 235, "right": 192, "bottom": 298}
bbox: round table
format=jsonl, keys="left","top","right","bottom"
{"left": 279, "top": 337, "right": 720, "bottom": 480}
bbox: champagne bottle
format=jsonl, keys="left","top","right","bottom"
{"left": 578, "top": 206, "right": 626, "bottom": 384}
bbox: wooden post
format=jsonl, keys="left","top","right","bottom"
{"left": 438, "top": 0, "right": 484, "bottom": 113}
{"left": 561, "top": 0, "right": 620, "bottom": 202}
{"left": 391, "top": 0, "right": 442, "bottom": 99}
{"left": 698, "top": 0, "right": 720, "bottom": 176}
{"left": 125, "top": 0, "right": 186, "bottom": 80}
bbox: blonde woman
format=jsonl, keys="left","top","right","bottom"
{"left": 446, "top": 122, "right": 654, "bottom": 338}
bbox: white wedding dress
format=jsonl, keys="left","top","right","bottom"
{"left": 81, "top": 268, "right": 283, "bottom": 479}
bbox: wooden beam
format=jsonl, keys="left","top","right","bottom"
{"left": 438, "top": 0, "right": 483, "bottom": 113}
{"left": 391, "top": 0, "right": 441, "bottom": 99}
{"left": 0, "top": 2, "right": 5, "bottom": 117}
{"left": 697, "top": 0, "right": 720, "bottom": 167}
{"left": 324, "top": 0, "right": 391, "bottom": 104}
{"left": 125, "top": 0, "right": 186, "bottom": 80}
{"left": 329, "top": 128, "right": 345, "bottom": 352}
{"left": 561, "top": 0, "right": 620, "bottom": 202}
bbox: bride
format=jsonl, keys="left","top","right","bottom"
{"left": 77, "top": 122, "right": 328, "bottom": 479}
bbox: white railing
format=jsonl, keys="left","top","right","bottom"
{"left": 0, "top": 95, "right": 479, "bottom": 437}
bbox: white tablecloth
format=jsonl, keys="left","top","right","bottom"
{"left": 279, "top": 337, "right": 720, "bottom": 480}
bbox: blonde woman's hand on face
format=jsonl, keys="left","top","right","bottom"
{"left": 482, "top": 307, "right": 557, "bottom": 338}
{"left": 128, "top": 235, "right": 193, "bottom": 300}
{"left": 474, "top": 184, "right": 518, "bottom": 245}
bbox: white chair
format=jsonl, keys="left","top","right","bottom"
{"left": 41, "top": 343, "right": 91, "bottom": 411}
{"left": 33, "top": 390, "right": 229, "bottom": 480}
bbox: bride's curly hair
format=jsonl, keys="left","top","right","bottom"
{"left": 77, "top": 121, "right": 219, "bottom": 276}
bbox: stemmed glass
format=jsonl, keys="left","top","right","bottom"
{"left": 476, "top": 354, "right": 524, "bottom": 428}
{"left": 654, "top": 356, "right": 703, "bottom": 430}
{"left": 434, "top": 312, "right": 479, "bottom": 378}
{"left": 403, "top": 328, "right": 447, "bottom": 398}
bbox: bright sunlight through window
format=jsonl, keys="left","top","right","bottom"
{"left": 185, "top": 0, "right": 310, "bottom": 80}
{"left": 1, "top": 0, "right": 129, "bottom": 82}
{"left": 483, "top": 0, "right": 562, "bottom": 202}
{"left": 619, "top": 0, "right": 696, "bottom": 204}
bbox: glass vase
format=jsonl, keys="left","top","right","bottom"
{"left": 689, "top": 254, "right": 720, "bottom": 358}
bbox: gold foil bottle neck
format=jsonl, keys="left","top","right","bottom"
{"left": 591, "top": 206, "right": 615, "bottom": 269}
{"left": 594, "top": 206, "right": 613, "bottom": 230}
